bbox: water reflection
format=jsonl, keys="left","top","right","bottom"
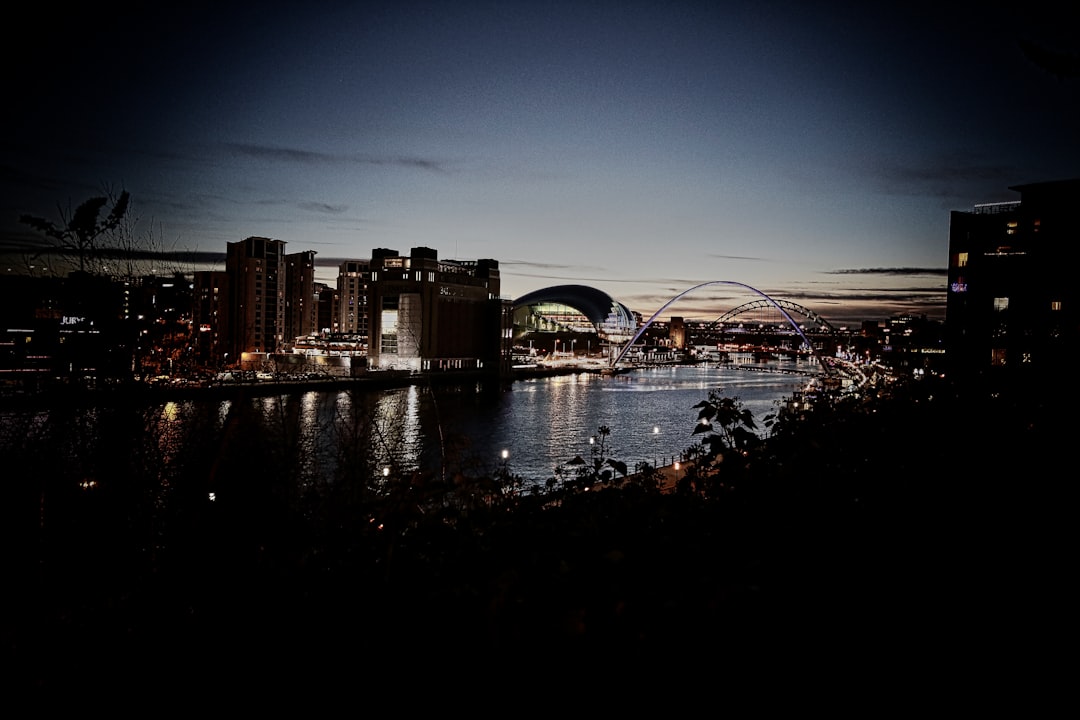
{"left": 4, "top": 364, "right": 809, "bottom": 542}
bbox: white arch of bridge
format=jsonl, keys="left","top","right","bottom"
{"left": 713, "top": 298, "right": 836, "bottom": 333}
{"left": 610, "top": 280, "right": 832, "bottom": 375}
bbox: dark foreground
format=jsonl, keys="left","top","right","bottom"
{"left": 4, "top": 373, "right": 1072, "bottom": 700}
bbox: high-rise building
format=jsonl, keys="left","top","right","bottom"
{"left": 315, "top": 282, "right": 334, "bottom": 335}
{"left": 225, "top": 236, "right": 286, "bottom": 358}
{"left": 945, "top": 178, "right": 1079, "bottom": 392}
{"left": 336, "top": 259, "right": 371, "bottom": 340}
{"left": 284, "top": 250, "right": 317, "bottom": 346}
{"left": 192, "top": 270, "right": 229, "bottom": 367}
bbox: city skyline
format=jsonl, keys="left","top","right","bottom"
{"left": 3, "top": 1, "right": 1078, "bottom": 325}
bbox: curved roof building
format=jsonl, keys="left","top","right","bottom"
{"left": 512, "top": 284, "right": 637, "bottom": 341}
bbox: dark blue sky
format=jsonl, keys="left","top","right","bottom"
{"left": 4, "top": 1, "right": 1077, "bottom": 324}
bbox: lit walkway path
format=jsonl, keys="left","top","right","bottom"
{"left": 614, "top": 459, "right": 695, "bottom": 493}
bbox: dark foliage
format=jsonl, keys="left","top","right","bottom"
{"left": 6, "top": 372, "right": 1070, "bottom": 694}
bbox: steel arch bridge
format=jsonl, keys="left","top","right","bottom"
{"left": 711, "top": 299, "right": 836, "bottom": 333}
{"left": 610, "top": 281, "right": 834, "bottom": 375}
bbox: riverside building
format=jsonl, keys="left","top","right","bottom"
{"left": 225, "top": 236, "right": 287, "bottom": 359}
{"left": 336, "top": 259, "right": 371, "bottom": 341}
{"left": 192, "top": 270, "right": 228, "bottom": 368}
{"left": 945, "top": 177, "right": 1079, "bottom": 392}
{"left": 366, "top": 247, "right": 510, "bottom": 374}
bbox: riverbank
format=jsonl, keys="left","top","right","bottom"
{"left": 0, "top": 363, "right": 606, "bottom": 409}
{"left": 2, "top": 354, "right": 838, "bottom": 410}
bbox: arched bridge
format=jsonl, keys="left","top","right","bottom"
{"left": 611, "top": 280, "right": 833, "bottom": 375}
{"left": 711, "top": 299, "right": 836, "bottom": 333}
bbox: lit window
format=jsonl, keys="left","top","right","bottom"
{"left": 990, "top": 348, "right": 1007, "bottom": 367}
{"left": 993, "top": 297, "right": 1009, "bottom": 312}
{"left": 1051, "top": 300, "right": 1062, "bottom": 311}
{"left": 953, "top": 252, "right": 968, "bottom": 268}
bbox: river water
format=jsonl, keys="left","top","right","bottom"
{"left": 428, "top": 360, "right": 813, "bottom": 481}
{"left": 3, "top": 356, "right": 816, "bottom": 500}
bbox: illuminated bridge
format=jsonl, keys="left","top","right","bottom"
{"left": 514, "top": 282, "right": 843, "bottom": 377}
{"left": 709, "top": 298, "right": 836, "bottom": 334}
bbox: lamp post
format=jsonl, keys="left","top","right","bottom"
{"left": 652, "top": 425, "right": 659, "bottom": 468}
{"left": 571, "top": 339, "right": 577, "bottom": 359}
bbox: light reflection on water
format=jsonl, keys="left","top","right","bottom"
{"left": 428, "top": 363, "right": 810, "bottom": 482}
{"left": 1, "top": 360, "right": 812, "bottom": 499}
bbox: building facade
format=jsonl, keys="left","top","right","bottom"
{"left": 225, "top": 236, "right": 287, "bottom": 359}
{"left": 945, "top": 178, "right": 1079, "bottom": 392}
{"left": 366, "top": 247, "right": 507, "bottom": 372}
{"left": 284, "top": 250, "right": 317, "bottom": 346}
{"left": 336, "top": 259, "right": 371, "bottom": 340}
{"left": 192, "top": 270, "right": 229, "bottom": 368}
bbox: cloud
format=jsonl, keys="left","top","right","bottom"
{"left": 784, "top": 288, "right": 945, "bottom": 303}
{"left": 705, "top": 254, "right": 771, "bottom": 262}
{"left": 0, "top": 232, "right": 53, "bottom": 253}
{"left": 497, "top": 266, "right": 612, "bottom": 282}
{"left": 498, "top": 260, "right": 588, "bottom": 271}
{"left": 225, "top": 143, "right": 452, "bottom": 173}
{"left": 827, "top": 267, "right": 947, "bottom": 276}
{"left": 226, "top": 143, "right": 334, "bottom": 164}
{"left": 864, "top": 155, "right": 1018, "bottom": 200}
{"left": 297, "top": 202, "right": 349, "bottom": 214}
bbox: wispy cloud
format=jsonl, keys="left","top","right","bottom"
{"left": 225, "top": 143, "right": 452, "bottom": 173}
{"left": 864, "top": 155, "right": 1017, "bottom": 201}
{"left": 297, "top": 201, "right": 349, "bottom": 214}
{"left": 498, "top": 260, "right": 591, "bottom": 271}
{"left": 704, "top": 254, "right": 771, "bottom": 262}
{"left": 827, "top": 267, "right": 947, "bottom": 276}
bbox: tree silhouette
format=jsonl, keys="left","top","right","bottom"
{"left": 19, "top": 189, "right": 130, "bottom": 274}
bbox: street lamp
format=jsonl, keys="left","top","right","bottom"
{"left": 571, "top": 339, "right": 577, "bottom": 358}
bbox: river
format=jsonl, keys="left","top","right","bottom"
{"left": 2, "top": 356, "right": 816, "bottom": 501}
{"left": 426, "top": 360, "right": 814, "bottom": 481}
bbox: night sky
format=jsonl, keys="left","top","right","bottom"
{"left": 3, "top": 1, "right": 1077, "bottom": 324}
